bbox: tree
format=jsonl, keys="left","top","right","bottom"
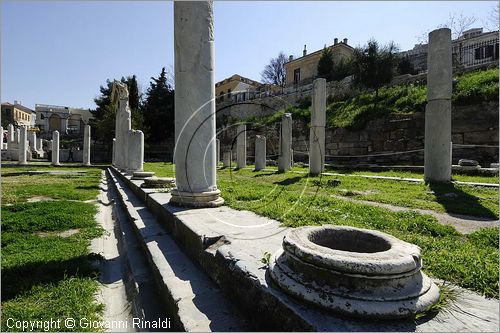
{"left": 90, "top": 75, "right": 144, "bottom": 146}
{"left": 261, "top": 52, "right": 287, "bottom": 89}
{"left": 331, "top": 58, "right": 354, "bottom": 81}
{"left": 397, "top": 55, "right": 417, "bottom": 75}
{"left": 351, "top": 40, "right": 398, "bottom": 98}
{"left": 317, "top": 46, "right": 334, "bottom": 80}
{"left": 417, "top": 12, "right": 478, "bottom": 43}
{"left": 142, "top": 67, "right": 175, "bottom": 143}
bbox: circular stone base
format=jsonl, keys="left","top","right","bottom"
{"left": 268, "top": 225, "right": 440, "bottom": 319}
{"left": 141, "top": 177, "right": 176, "bottom": 188}
{"left": 169, "top": 188, "right": 224, "bottom": 208}
{"left": 131, "top": 171, "right": 155, "bottom": 180}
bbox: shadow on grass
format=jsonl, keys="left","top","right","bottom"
{"left": 273, "top": 176, "right": 303, "bottom": 186}
{"left": 429, "top": 182, "right": 497, "bottom": 219}
{"left": 1, "top": 254, "right": 101, "bottom": 301}
{"left": 76, "top": 185, "right": 100, "bottom": 190}
{"left": 253, "top": 172, "right": 278, "bottom": 178}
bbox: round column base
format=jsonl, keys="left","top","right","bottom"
{"left": 169, "top": 188, "right": 224, "bottom": 208}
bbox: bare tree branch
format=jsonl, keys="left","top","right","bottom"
{"left": 261, "top": 52, "right": 287, "bottom": 88}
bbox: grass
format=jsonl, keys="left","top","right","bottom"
{"left": 245, "top": 68, "right": 498, "bottom": 130}
{"left": 1, "top": 165, "right": 104, "bottom": 332}
{"left": 145, "top": 162, "right": 499, "bottom": 298}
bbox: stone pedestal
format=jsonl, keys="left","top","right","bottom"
{"left": 223, "top": 151, "right": 232, "bottom": 167}
{"left": 127, "top": 130, "right": 144, "bottom": 173}
{"left": 424, "top": 28, "right": 452, "bottom": 183}
{"left": 83, "top": 125, "right": 91, "bottom": 166}
{"left": 52, "top": 130, "right": 60, "bottom": 166}
{"left": 255, "top": 135, "right": 266, "bottom": 171}
{"left": 309, "top": 78, "right": 326, "bottom": 175}
{"left": 170, "top": 0, "right": 223, "bottom": 208}
{"left": 278, "top": 113, "right": 293, "bottom": 172}
{"left": 18, "top": 126, "right": 27, "bottom": 165}
{"left": 236, "top": 124, "right": 247, "bottom": 169}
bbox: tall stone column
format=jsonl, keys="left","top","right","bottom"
{"left": 309, "top": 78, "right": 326, "bottom": 175}
{"left": 28, "top": 131, "right": 36, "bottom": 150}
{"left": 127, "top": 130, "right": 144, "bottom": 173}
{"left": 52, "top": 130, "right": 60, "bottom": 166}
{"left": 424, "top": 28, "right": 452, "bottom": 183}
{"left": 0, "top": 126, "right": 4, "bottom": 150}
{"left": 278, "top": 113, "right": 293, "bottom": 172}
{"left": 113, "top": 82, "right": 131, "bottom": 170}
{"left": 83, "top": 125, "right": 91, "bottom": 166}
{"left": 112, "top": 138, "right": 116, "bottom": 166}
{"left": 223, "top": 151, "right": 231, "bottom": 167}
{"left": 15, "top": 128, "right": 20, "bottom": 143}
{"left": 255, "top": 135, "right": 266, "bottom": 171}
{"left": 7, "top": 124, "right": 14, "bottom": 143}
{"left": 18, "top": 126, "right": 27, "bottom": 165}
{"left": 216, "top": 139, "right": 220, "bottom": 165}
{"left": 236, "top": 124, "right": 247, "bottom": 169}
{"left": 170, "top": 1, "right": 223, "bottom": 207}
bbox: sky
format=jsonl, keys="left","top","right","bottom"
{"left": 1, "top": 1, "right": 497, "bottom": 110}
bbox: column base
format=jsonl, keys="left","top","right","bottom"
{"left": 169, "top": 188, "right": 224, "bottom": 208}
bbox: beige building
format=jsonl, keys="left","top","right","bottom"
{"left": 1, "top": 101, "right": 35, "bottom": 128}
{"left": 35, "top": 104, "right": 94, "bottom": 136}
{"left": 215, "top": 74, "right": 262, "bottom": 103}
{"left": 285, "top": 38, "right": 354, "bottom": 86}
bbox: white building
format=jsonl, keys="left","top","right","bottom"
{"left": 35, "top": 104, "right": 94, "bottom": 136}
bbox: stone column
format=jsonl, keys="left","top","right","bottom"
{"left": 255, "top": 135, "right": 266, "bottom": 171}
{"left": 216, "top": 139, "right": 220, "bottom": 165}
{"left": 170, "top": 1, "right": 223, "bottom": 207}
{"left": 223, "top": 151, "right": 232, "bottom": 167}
{"left": 7, "top": 124, "right": 14, "bottom": 143}
{"left": 0, "top": 126, "right": 4, "bottom": 149}
{"left": 18, "top": 126, "right": 27, "bottom": 165}
{"left": 309, "top": 78, "right": 326, "bottom": 175}
{"left": 112, "top": 138, "right": 116, "bottom": 166}
{"left": 424, "top": 28, "right": 452, "bottom": 183}
{"left": 127, "top": 130, "right": 144, "bottom": 173}
{"left": 236, "top": 124, "right": 247, "bottom": 169}
{"left": 278, "top": 113, "right": 293, "bottom": 172}
{"left": 37, "top": 138, "right": 43, "bottom": 152}
{"left": 52, "top": 130, "right": 60, "bottom": 166}
{"left": 28, "top": 131, "right": 36, "bottom": 150}
{"left": 15, "top": 128, "right": 20, "bottom": 143}
{"left": 83, "top": 125, "right": 91, "bottom": 166}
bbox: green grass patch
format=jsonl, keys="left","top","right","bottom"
{"left": 1, "top": 166, "right": 104, "bottom": 331}
{"left": 453, "top": 68, "right": 499, "bottom": 105}
{"left": 145, "top": 162, "right": 499, "bottom": 297}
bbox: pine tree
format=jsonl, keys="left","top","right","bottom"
{"left": 317, "top": 47, "right": 334, "bottom": 81}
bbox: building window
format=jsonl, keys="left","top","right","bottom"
{"left": 474, "top": 45, "right": 495, "bottom": 60}
{"left": 293, "top": 68, "right": 301, "bottom": 85}
{"left": 219, "top": 91, "right": 224, "bottom": 102}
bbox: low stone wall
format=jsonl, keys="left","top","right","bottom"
{"left": 218, "top": 101, "right": 498, "bottom": 167}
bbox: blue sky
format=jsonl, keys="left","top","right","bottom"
{"left": 1, "top": 1, "right": 497, "bottom": 110}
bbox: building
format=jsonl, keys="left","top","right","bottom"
{"left": 400, "top": 28, "right": 499, "bottom": 73}
{"left": 284, "top": 38, "right": 354, "bottom": 87}
{"left": 215, "top": 74, "right": 263, "bottom": 103}
{"left": 1, "top": 101, "right": 36, "bottom": 128}
{"left": 35, "top": 104, "right": 94, "bottom": 136}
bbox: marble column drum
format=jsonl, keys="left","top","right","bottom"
{"left": 170, "top": 0, "right": 223, "bottom": 208}
{"left": 236, "top": 124, "right": 247, "bottom": 169}
{"left": 424, "top": 28, "right": 452, "bottom": 183}
{"left": 278, "top": 113, "right": 293, "bottom": 172}
{"left": 127, "top": 130, "right": 144, "bottom": 173}
{"left": 83, "top": 125, "right": 91, "bottom": 166}
{"left": 255, "top": 135, "right": 266, "bottom": 171}
{"left": 309, "top": 78, "right": 326, "bottom": 175}
{"left": 18, "top": 126, "right": 27, "bottom": 165}
{"left": 52, "top": 130, "right": 60, "bottom": 166}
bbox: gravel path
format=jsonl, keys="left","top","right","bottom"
{"left": 331, "top": 195, "right": 499, "bottom": 234}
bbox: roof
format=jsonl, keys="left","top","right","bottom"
{"left": 215, "top": 74, "right": 261, "bottom": 88}
{"left": 286, "top": 42, "right": 354, "bottom": 65}
{"left": 1, "top": 102, "right": 35, "bottom": 113}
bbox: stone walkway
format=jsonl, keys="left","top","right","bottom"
{"left": 331, "top": 195, "right": 499, "bottom": 234}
